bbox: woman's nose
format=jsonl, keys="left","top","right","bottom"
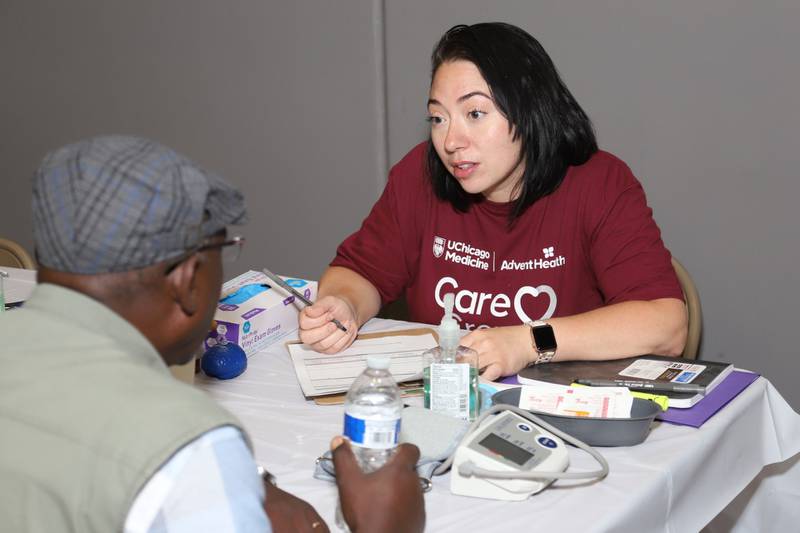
{"left": 444, "top": 120, "right": 468, "bottom": 153}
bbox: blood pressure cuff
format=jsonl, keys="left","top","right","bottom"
{"left": 313, "top": 406, "right": 470, "bottom": 484}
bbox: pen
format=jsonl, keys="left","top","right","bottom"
{"left": 574, "top": 378, "right": 705, "bottom": 394}
{"left": 261, "top": 268, "right": 348, "bottom": 333}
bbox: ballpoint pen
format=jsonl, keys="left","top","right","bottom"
{"left": 261, "top": 268, "right": 348, "bottom": 332}
{"left": 574, "top": 378, "right": 705, "bottom": 394}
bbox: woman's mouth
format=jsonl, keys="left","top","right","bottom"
{"left": 451, "top": 161, "right": 478, "bottom": 179}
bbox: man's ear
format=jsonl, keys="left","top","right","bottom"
{"left": 166, "top": 254, "right": 202, "bottom": 316}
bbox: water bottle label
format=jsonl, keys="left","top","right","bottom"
{"left": 344, "top": 414, "right": 400, "bottom": 450}
{"left": 430, "top": 363, "right": 470, "bottom": 420}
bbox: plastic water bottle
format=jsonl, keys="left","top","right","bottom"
{"left": 336, "top": 356, "right": 402, "bottom": 530}
{"left": 343, "top": 355, "right": 403, "bottom": 471}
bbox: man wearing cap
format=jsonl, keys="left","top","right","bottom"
{"left": 0, "top": 136, "right": 425, "bottom": 533}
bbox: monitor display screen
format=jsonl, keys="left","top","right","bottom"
{"left": 479, "top": 433, "right": 533, "bottom": 466}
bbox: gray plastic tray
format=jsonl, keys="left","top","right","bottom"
{"left": 491, "top": 387, "right": 661, "bottom": 447}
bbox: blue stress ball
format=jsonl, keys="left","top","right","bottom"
{"left": 201, "top": 340, "right": 247, "bottom": 380}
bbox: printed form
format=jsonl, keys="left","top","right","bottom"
{"left": 288, "top": 334, "right": 438, "bottom": 397}
{"left": 1, "top": 267, "right": 36, "bottom": 305}
{"left": 518, "top": 383, "right": 633, "bottom": 418}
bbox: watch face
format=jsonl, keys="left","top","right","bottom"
{"left": 533, "top": 325, "right": 557, "bottom": 351}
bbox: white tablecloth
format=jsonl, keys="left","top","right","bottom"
{"left": 196, "top": 319, "right": 800, "bottom": 533}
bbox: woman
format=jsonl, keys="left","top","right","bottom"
{"left": 299, "top": 22, "right": 687, "bottom": 380}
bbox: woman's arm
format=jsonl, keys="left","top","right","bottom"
{"left": 462, "top": 297, "right": 688, "bottom": 381}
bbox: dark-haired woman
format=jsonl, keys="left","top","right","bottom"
{"left": 299, "top": 23, "right": 687, "bottom": 380}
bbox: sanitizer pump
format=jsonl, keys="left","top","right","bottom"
{"left": 423, "top": 293, "right": 479, "bottom": 421}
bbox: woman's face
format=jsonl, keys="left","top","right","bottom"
{"left": 428, "top": 60, "right": 524, "bottom": 203}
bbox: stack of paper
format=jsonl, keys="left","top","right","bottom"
{"left": 2, "top": 267, "right": 36, "bottom": 307}
{"left": 288, "top": 332, "right": 438, "bottom": 398}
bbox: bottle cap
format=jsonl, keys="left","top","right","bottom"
{"left": 366, "top": 355, "right": 391, "bottom": 370}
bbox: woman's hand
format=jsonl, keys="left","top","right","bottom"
{"left": 298, "top": 295, "right": 358, "bottom": 354}
{"left": 460, "top": 325, "right": 534, "bottom": 381}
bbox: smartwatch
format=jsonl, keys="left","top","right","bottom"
{"left": 527, "top": 320, "right": 557, "bottom": 365}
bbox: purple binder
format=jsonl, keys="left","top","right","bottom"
{"left": 656, "top": 370, "right": 760, "bottom": 427}
{"left": 499, "top": 375, "right": 520, "bottom": 386}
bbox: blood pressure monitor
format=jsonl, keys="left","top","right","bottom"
{"left": 450, "top": 410, "right": 569, "bottom": 501}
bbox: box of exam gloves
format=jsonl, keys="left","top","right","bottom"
{"left": 204, "top": 270, "right": 317, "bottom": 357}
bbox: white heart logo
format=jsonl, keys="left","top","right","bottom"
{"left": 513, "top": 285, "right": 557, "bottom": 323}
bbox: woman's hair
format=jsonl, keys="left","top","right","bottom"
{"left": 426, "top": 22, "right": 598, "bottom": 221}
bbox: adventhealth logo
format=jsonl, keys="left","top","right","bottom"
{"left": 433, "top": 236, "right": 490, "bottom": 271}
{"left": 499, "top": 245, "right": 566, "bottom": 271}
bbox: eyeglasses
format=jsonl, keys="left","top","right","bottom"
{"left": 165, "top": 235, "right": 245, "bottom": 274}
{"left": 198, "top": 235, "right": 246, "bottom": 263}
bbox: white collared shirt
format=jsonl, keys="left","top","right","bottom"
{"left": 124, "top": 426, "right": 271, "bottom": 532}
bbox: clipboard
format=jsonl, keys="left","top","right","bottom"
{"left": 285, "top": 327, "right": 438, "bottom": 405}
{"left": 312, "top": 380, "right": 426, "bottom": 406}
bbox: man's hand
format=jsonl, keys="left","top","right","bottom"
{"left": 298, "top": 295, "right": 358, "bottom": 354}
{"left": 460, "top": 325, "right": 534, "bottom": 381}
{"left": 264, "top": 482, "right": 329, "bottom": 533}
{"left": 332, "top": 438, "right": 425, "bottom": 533}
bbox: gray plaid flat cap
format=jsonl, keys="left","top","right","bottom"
{"left": 32, "top": 135, "right": 247, "bottom": 274}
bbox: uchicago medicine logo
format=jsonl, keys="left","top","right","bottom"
{"left": 432, "top": 236, "right": 490, "bottom": 271}
{"left": 433, "top": 236, "right": 445, "bottom": 258}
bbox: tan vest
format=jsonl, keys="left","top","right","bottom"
{"left": 0, "top": 284, "right": 245, "bottom": 532}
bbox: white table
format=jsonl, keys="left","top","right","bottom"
{"left": 196, "top": 319, "right": 800, "bottom": 533}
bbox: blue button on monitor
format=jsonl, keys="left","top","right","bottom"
{"left": 538, "top": 437, "right": 558, "bottom": 448}
{"left": 517, "top": 423, "right": 532, "bottom": 432}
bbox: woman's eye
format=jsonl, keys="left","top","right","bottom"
{"left": 426, "top": 115, "right": 444, "bottom": 125}
{"left": 468, "top": 109, "right": 486, "bottom": 120}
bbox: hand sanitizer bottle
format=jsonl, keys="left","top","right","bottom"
{"left": 422, "top": 293, "right": 479, "bottom": 421}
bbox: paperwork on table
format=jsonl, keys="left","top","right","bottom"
{"left": 288, "top": 333, "right": 438, "bottom": 398}
{"left": 1, "top": 267, "right": 36, "bottom": 306}
{"left": 518, "top": 383, "right": 633, "bottom": 418}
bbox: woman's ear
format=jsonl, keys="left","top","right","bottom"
{"left": 166, "top": 254, "right": 202, "bottom": 316}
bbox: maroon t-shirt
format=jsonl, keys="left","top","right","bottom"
{"left": 332, "top": 142, "right": 683, "bottom": 330}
